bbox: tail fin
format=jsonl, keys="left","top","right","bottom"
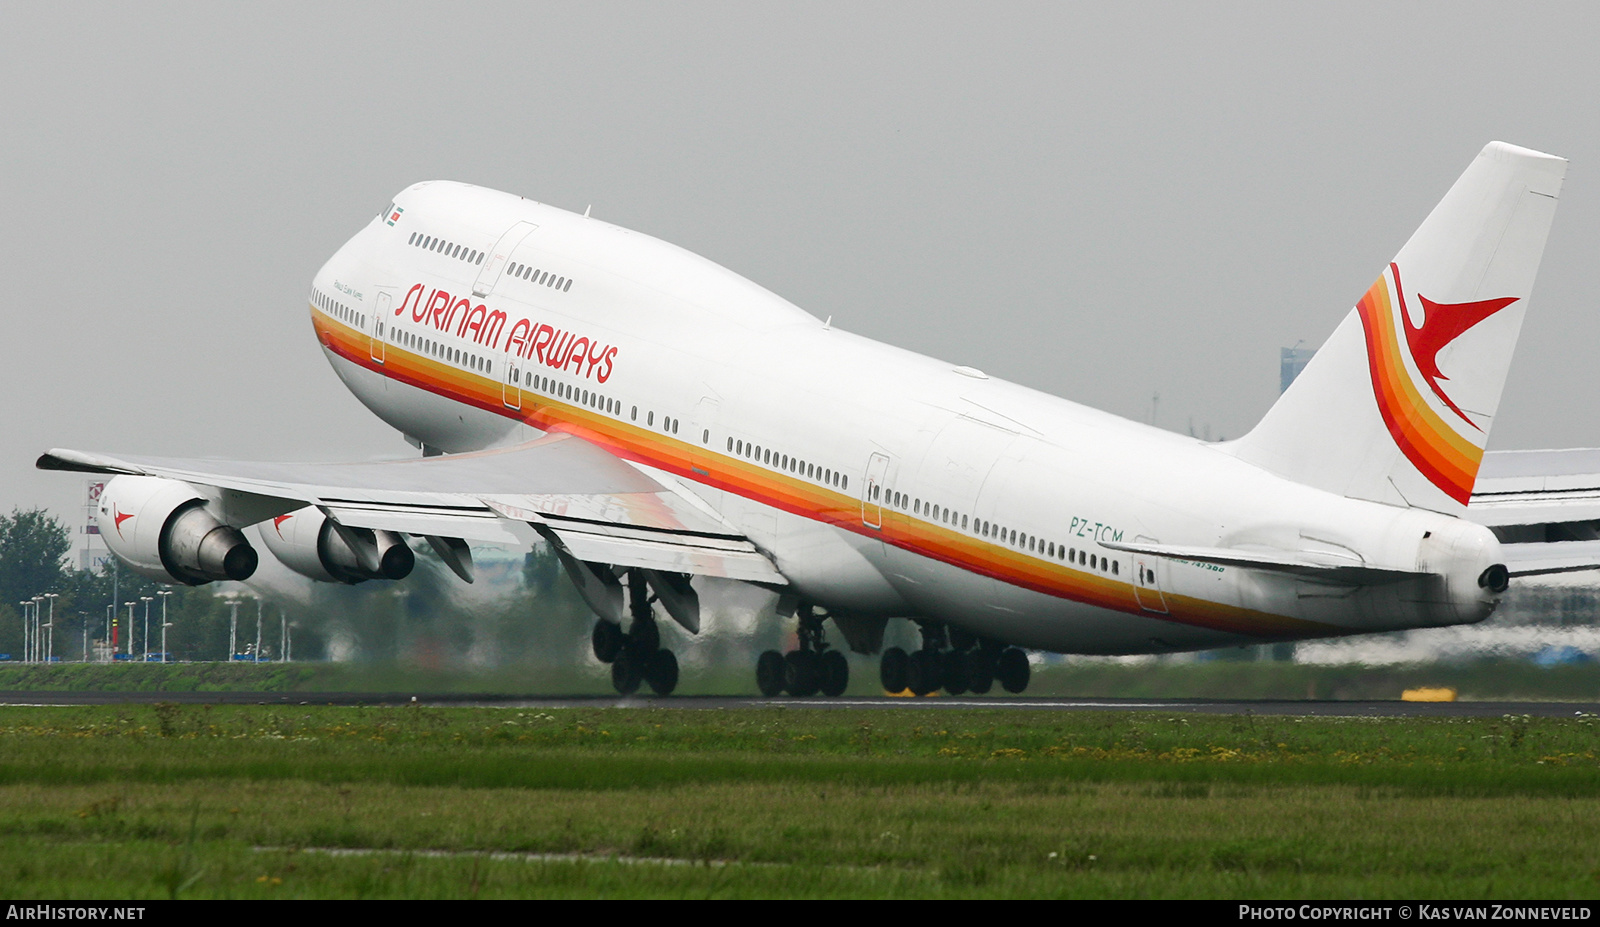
{"left": 1230, "top": 141, "right": 1567, "bottom": 514}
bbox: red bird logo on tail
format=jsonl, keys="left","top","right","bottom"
{"left": 1392, "top": 264, "right": 1517, "bottom": 432}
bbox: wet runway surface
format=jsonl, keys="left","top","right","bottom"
{"left": 0, "top": 691, "right": 1593, "bottom": 718}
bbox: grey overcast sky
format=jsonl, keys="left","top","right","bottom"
{"left": 3, "top": 2, "right": 1598, "bottom": 529}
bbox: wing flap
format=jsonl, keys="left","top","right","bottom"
{"left": 538, "top": 523, "right": 785, "bottom": 584}
{"left": 319, "top": 504, "right": 524, "bottom": 546}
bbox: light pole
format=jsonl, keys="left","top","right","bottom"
{"left": 108, "top": 556, "right": 118, "bottom": 651}
{"left": 157, "top": 591, "right": 172, "bottom": 662}
{"left": 255, "top": 597, "right": 263, "bottom": 662}
{"left": 140, "top": 597, "right": 152, "bottom": 661}
{"left": 124, "top": 602, "right": 135, "bottom": 659}
{"left": 228, "top": 597, "right": 238, "bottom": 660}
{"left": 43, "top": 594, "right": 57, "bottom": 663}
{"left": 19, "top": 602, "right": 30, "bottom": 663}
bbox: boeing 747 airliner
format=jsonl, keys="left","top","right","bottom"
{"left": 40, "top": 142, "right": 1596, "bottom": 696}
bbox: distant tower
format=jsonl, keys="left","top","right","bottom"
{"left": 81, "top": 480, "right": 108, "bottom": 572}
{"left": 1280, "top": 343, "right": 1315, "bottom": 394}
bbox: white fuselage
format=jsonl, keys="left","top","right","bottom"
{"left": 306, "top": 182, "right": 1501, "bottom": 654}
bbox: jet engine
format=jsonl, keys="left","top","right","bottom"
{"left": 258, "top": 506, "right": 414, "bottom": 584}
{"left": 95, "top": 476, "right": 258, "bottom": 585}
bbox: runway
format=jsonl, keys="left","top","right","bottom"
{"left": 0, "top": 691, "right": 1593, "bottom": 717}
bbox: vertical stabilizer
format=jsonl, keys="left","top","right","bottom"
{"left": 1229, "top": 142, "right": 1566, "bottom": 514}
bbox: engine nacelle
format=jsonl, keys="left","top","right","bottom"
{"left": 258, "top": 506, "right": 414, "bottom": 584}
{"left": 96, "top": 476, "right": 259, "bottom": 585}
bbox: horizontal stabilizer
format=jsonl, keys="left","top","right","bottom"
{"left": 1099, "top": 539, "right": 1428, "bottom": 585}
{"left": 1501, "top": 540, "right": 1600, "bottom": 579}
{"left": 1467, "top": 447, "right": 1600, "bottom": 527}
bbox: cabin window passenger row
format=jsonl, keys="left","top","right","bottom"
{"left": 506, "top": 262, "right": 576, "bottom": 293}
{"left": 876, "top": 496, "right": 1122, "bottom": 577}
{"left": 724, "top": 436, "right": 847, "bottom": 490}
{"left": 407, "top": 231, "right": 484, "bottom": 265}
{"left": 312, "top": 289, "right": 370, "bottom": 333}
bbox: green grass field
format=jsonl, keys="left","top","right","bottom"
{"left": 1, "top": 656, "right": 1598, "bottom": 701}
{"left": 0, "top": 704, "right": 1596, "bottom": 898}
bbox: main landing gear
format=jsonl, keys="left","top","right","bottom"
{"left": 879, "top": 622, "right": 1030, "bottom": 696}
{"left": 756, "top": 604, "right": 850, "bottom": 698}
{"left": 592, "top": 571, "right": 679, "bottom": 696}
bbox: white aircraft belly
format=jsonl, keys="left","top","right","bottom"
{"left": 324, "top": 346, "right": 524, "bottom": 451}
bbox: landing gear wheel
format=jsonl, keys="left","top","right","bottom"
{"left": 784, "top": 650, "right": 820, "bottom": 697}
{"left": 645, "top": 648, "right": 679, "bottom": 696}
{"left": 942, "top": 650, "right": 969, "bottom": 696}
{"left": 611, "top": 649, "right": 643, "bottom": 695}
{"left": 629, "top": 618, "right": 660, "bottom": 654}
{"left": 880, "top": 647, "right": 909, "bottom": 694}
{"left": 592, "top": 620, "right": 623, "bottom": 664}
{"left": 907, "top": 649, "right": 942, "bottom": 696}
{"left": 966, "top": 652, "right": 995, "bottom": 695}
{"left": 997, "top": 647, "right": 1031, "bottom": 694}
{"left": 819, "top": 650, "right": 849, "bottom": 697}
{"left": 756, "top": 650, "right": 786, "bottom": 697}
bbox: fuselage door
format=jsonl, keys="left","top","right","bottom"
{"left": 368, "top": 291, "right": 391, "bottom": 364}
{"left": 862, "top": 452, "right": 890, "bottom": 529}
{"left": 1132, "top": 535, "right": 1168, "bottom": 614}
{"left": 502, "top": 349, "right": 522, "bottom": 411}
{"left": 473, "top": 221, "right": 539, "bottom": 298}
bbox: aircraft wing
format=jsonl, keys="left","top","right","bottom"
{"left": 1467, "top": 449, "right": 1600, "bottom": 577}
{"left": 37, "top": 433, "right": 787, "bottom": 585}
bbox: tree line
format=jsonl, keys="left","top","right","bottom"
{"left": 0, "top": 506, "right": 611, "bottom": 665}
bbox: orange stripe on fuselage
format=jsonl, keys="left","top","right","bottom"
{"left": 1355, "top": 268, "right": 1483, "bottom": 504}
{"left": 310, "top": 304, "right": 1338, "bottom": 640}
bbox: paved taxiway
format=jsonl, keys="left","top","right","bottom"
{"left": 0, "top": 692, "right": 1593, "bottom": 718}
